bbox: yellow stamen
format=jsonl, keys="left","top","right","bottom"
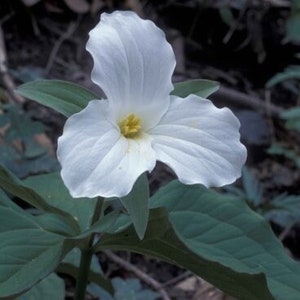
{"left": 119, "top": 113, "right": 142, "bottom": 138}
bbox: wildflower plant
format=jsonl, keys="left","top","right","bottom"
{"left": 0, "top": 10, "right": 298, "bottom": 300}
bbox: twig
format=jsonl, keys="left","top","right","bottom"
{"left": 187, "top": 6, "right": 201, "bottom": 40}
{"left": 279, "top": 224, "right": 294, "bottom": 241}
{"left": 208, "top": 0, "right": 290, "bottom": 8}
{"left": 211, "top": 86, "right": 283, "bottom": 117}
{"left": 29, "top": 12, "right": 40, "bottom": 36}
{"left": 45, "top": 19, "right": 80, "bottom": 74}
{"left": 223, "top": 0, "right": 248, "bottom": 44}
{"left": 105, "top": 250, "right": 171, "bottom": 300}
{"left": 0, "top": 12, "right": 15, "bottom": 25}
{"left": 203, "top": 66, "right": 238, "bottom": 85}
{"left": 0, "top": 25, "right": 24, "bottom": 103}
{"left": 264, "top": 89, "right": 276, "bottom": 142}
{"left": 263, "top": 0, "right": 290, "bottom": 7}
{"left": 162, "top": 270, "right": 191, "bottom": 287}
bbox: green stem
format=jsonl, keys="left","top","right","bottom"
{"left": 74, "top": 248, "right": 93, "bottom": 300}
{"left": 74, "top": 197, "right": 104, "bottom": 300}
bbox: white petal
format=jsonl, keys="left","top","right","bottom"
{"left": 149, "top": 95, "right": 247, "bottom": 187}
{"left": 86, "top": 11, "right": 176, "bottom": 129}
{"left": 57, "top": 100, "right": 156, "bottom": 198}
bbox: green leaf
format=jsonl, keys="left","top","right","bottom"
{"left": 266, "top": 65, "right": 300, "bottom": 88}
{"left": 286, "top": 8, "right": 300, "bottom": 42}
{"left": 35, "top": 213, "right": 79, "bottom": 236}
{"left": 0, "top": 188, "right": 23, "bottom": 211}
{"left": 0, "top": 206, "right": 74, "bottom": 298}
{"left": 0, "top": 164, "right": 79, "bottom": 233}
{"left": 267, "top": 143, "right": 300, "bottom": 168}
{"left": 285, "top": 0, "right": 300, "bottom": 42}
{"left": 18, "top": 273, "right": 65, "bottom": 300}
{"left": 0, "top": 104, "right": 59, "bottom": 178}
{"left": 222, "top": 185, "right": 246, "bottom": 199}
{"left": 16, "top": 80, "right": 99, "bottom": 117}
{"left": 86, "top": 211, "right": 125, "bottom": 237}
{"left": 219, "top": 7, "right": 235, "bottom": 27}
{"left": 98, "top": 208, "right": 273, "bottom": 300}
{"left": 5, "top": 106, "right": 45, "bottom": 141}
{"left": 171, "top": 79, "right": 220, "bottom": 98}
{"left": 120, "top": 173, "right": 149, "bottom": 240}
{"left": 0, "top": 184, "right": 78, "bottom": 236}
{"left": 101, "top": 213, "right": 131, "bottom": 234}
{"left": 6, "top": 153, "right": 60, "bottom": 179}
{"left": 264, "top": 194, "right": 300, "bottom": 227}
{"left": 11, "top": 66, "right": 44, "bottom": 83}
{"left": 242, "top": 167, "right": 263, "bottom": 206}
{"left": 280, "top": 107, "right": 300, "bottom": 132}
{"left": 281, "top": 107, "right": 300, "bottom": 119}
{"left": 98, "top": 181, "right": 300, "bottom": 300}
{"left": 24, "top": 172, "right": 97, "bottom": 231}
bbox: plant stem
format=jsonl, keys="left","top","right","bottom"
{"left": 74, "top": 248, "right": 93, "bottom": 300}
{"left": 74, "top": 197, "right": 104, "bottom": 300}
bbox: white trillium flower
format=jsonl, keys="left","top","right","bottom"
{"left": 57, "top": 10, "right": 247, "bottom": 198}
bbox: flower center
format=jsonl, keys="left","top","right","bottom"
{"left": 119, "top": 113, "right": 142, "bottom": 138}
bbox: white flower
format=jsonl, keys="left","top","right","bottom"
{"left": 57, "top": 11, "right": 247, "bottom": 198}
